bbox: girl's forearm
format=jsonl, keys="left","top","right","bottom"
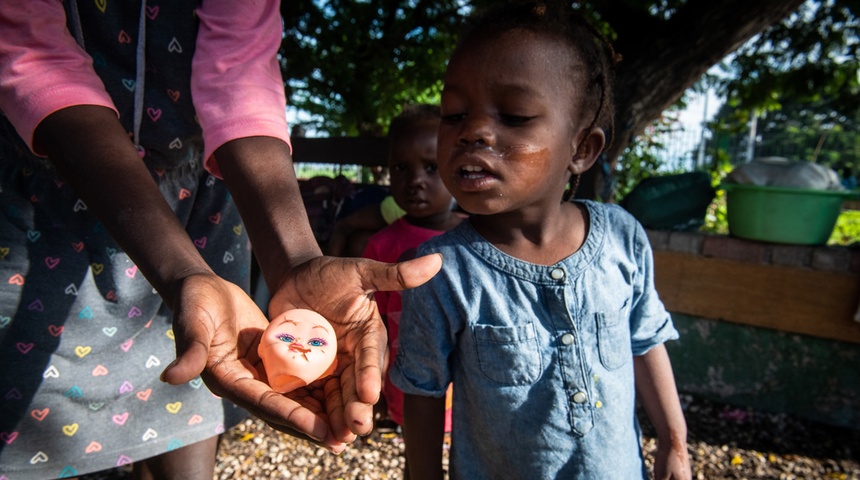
{"left": 34, "top": 105, "right": 214, "bottom": 306}
{"left": 213, "top": 136, "right": 322, "bottom": 292}
{"left": 633, "top": 345, "right": 688, "bottom": 445}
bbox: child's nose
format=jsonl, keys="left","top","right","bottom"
{"left": 458, "top": 114, "right": 495, "bottom": 146}
{"left": 407, "top": 168, "right": 428, "bottom": 186}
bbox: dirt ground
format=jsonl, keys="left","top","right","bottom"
{"left": 79, "top": 393, "right": 859, "bottom": 479}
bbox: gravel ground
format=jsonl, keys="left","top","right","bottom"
{"left": 81, "top": 393, "right": 859, "bottom": 479}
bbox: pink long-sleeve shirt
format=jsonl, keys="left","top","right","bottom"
{"left": 0, "top": 0, "right": 291, "bottom": 177}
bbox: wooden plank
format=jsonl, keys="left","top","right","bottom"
{"left": 291, "top": 137, "right": 388, "bottom": 167}
{"left": 653, "top": 251, "right": 860, "bottom": 344}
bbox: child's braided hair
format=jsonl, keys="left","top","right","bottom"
{"left": 455, "top": 1, "right": 620, "bottom": 200}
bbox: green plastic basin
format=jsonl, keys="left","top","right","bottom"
{"left": 720, "top": 183, "right": 859, "bottom": 245}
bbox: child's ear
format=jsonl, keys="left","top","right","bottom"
{"left": 569, "top": 127, "right": 606, "bottom": 174}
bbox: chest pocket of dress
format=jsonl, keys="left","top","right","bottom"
{"left": 473, "top": 323, "right": 541, "bottom": 385}
{"left": 596, "top": 300, "right": 633, "bottom": 370}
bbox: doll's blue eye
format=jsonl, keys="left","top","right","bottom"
{"left": 308, "top": 338, "right": 327, "bottom": 347}
{"left": 277, "top": 334, "right": 295, "bottom": 343}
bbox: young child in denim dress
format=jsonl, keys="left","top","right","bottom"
{"left": 389, "top": 2, "right": 692, "bottom": 479}
{"left": 361, "top": 105, "right": 461, "bottom": 453}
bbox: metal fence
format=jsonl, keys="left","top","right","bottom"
{"left": 651, "top": 123, "right": 856, "bottom": 176}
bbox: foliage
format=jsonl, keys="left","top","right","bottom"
{"left": 278, "top": 0, "right": 823, "bottom": 143}
{"left": 706, "top": 89, "right": 859, "bottom": 178}
{"left": 717, "top": 0, "right": 859, "bottom": 124}
{"left": 279, "top": 0, "right": 463, "bottom": 136}
{"left": 613, "top": 110, "right": 687, "bottom": 203}
{"left": 701, "top": 192, "right": 730, "bottom": 235}
{"left": 278, "top": 1, "right": 858, "bottom": 209}
{"left": 830, "top": 209, "right": 860, "bottom": 245}
{"left": 699, "top": 150, "right": 734, "bottom": 234}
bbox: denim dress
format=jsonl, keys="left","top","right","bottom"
{"left": 390, "top": 201, "right": 679, "bottom": 480}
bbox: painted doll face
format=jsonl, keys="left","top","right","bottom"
{"left": 258, "top": 309, "right": 338, "bottom": 393}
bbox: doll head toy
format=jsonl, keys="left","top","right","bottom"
{"left": 258, "top": 309, "right": 338, "bottom": 393}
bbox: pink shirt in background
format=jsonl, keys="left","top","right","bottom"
{"left": 362, "top": 218, "right": 453, "bottom": 431}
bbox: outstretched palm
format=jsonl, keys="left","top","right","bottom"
{"left": 162, "top": 254, "right": 441, "bottom": 452}
{"left": 268, "top": 254, "right": 443, "bottom": 437}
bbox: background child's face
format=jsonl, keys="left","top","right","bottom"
{"left": 388, "top": 120, "right": 454, "bottom": 220}
{"left": 437, "top": 30, "right": 583, "bottom": 216}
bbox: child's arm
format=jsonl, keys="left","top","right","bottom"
{"left": 633, "top": 344, "right": 692, "bottom": 480}
{"left": 403, "top": 393, "right": 446, "bottom": 480}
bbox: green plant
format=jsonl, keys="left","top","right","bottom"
{"left": 613, "top": 113, "right": 688, "bottom": 203}
{"left": 829, "top": 209, "right": 860, "bottom": 245}
{"left": 701, "top": 191, "right": 729, "bottom": 235}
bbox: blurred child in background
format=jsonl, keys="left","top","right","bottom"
{"left": 361, "top": 104, "right": 462, "bottom": 477}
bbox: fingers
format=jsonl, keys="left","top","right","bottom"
{"left": 364, "top": 253, "right": 442, "bottom": 292}
{"left": 353, "top": 339, "right": 384, "bottom": 406}
{"left": 160, "top": 340, "right": 208, "bottom": 385}
{"left": 339, "top": 365, "right": 374, "bottom": 436}
{"left": 324, "top": 377, "right": 357, "bottom": 445}
{"left": 260, "top": 396, "right": 327, "bottom": 442}
{"left": 228, "top": 375, "right": 332, "bottom": 444}
{"left": 160, "top": 306, "right": 212, "bottom": 385}
{"left": 255, "top": 382, "right": 348, "bottom": 454}
{"left": 399, "top": 253, "right": 443, "bottom": 288}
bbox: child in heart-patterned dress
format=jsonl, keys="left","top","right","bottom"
{"left": 0, "top": 1, "right": 445, "bottom": 479}
{"left": 0, "top": 2, "right": 265, "bottom": 478}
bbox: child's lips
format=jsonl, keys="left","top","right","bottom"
{"left": 450, "top": 161, "right": 499, "bottom": 191}
{"left": 442, "top": 146, "right": 503, "bottom": 192}
{"left": 404, "top": 195, "right": 428, "bottom": 206}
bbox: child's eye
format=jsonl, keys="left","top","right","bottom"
{"left": 308, "top": 338, "right": 328, "bottom": 347}
{"left": 276, "top": 333, "right": 295, "bottom": 343}
{"left": 425, "top": 163, "right": 438, "bottom": 173}
{"left": 440, "top": 113, "right": 465, "bottom": 123}
{"left": 391, "top": 163, "right": 407, "bottom": 173}
{"left": 500, "top": 114, "right": 534, "bottom": 126}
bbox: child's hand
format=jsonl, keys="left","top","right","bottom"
{"left": 654, "top": 438, "right": 692, "bottom": 480}
{"left": 158, "top": 271, "right": 349, "bottom": 452}
{"left": 267, "top": 254, "right": 443, "bottom": 436}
